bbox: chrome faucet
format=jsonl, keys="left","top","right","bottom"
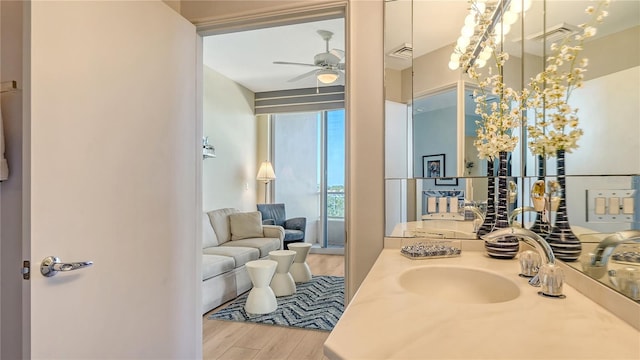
{"left": 590, "top": 230, "right": 640, "bottom": 267}
{"left": 589, "top": 230, "right": 640, "bottom": 300}
{"left": 482, "top": 227, "right": 563, "bottom": 297}
{"left": 460, "top": 205, "right": 485, "bottom": 233}
{"left": 508, "top": 206, "right": 536, "bottom": 226}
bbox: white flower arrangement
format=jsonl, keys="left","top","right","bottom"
{"left": 468, "top": 62, "right": 524, "bottom": 160}
{"left": 526, "top": 0, "right": 610, "bottom": 157}
{"left": 464, "top": 2, "right": 524, "bottom": 161}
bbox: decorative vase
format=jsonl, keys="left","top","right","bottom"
{"left": 484, "top": 151, "right": 519, "bottom": 259}
{"left": 545, "top": 149, "right": 582, "bottom": 262}
{"left": 529, "top": 155, "right": 549, "bottom": 236}
{"left": 476, "top": 158, "right": 496, "bottom": 237}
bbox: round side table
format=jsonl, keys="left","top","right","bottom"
{"left": 268, "top": 250, "right": 297, "bottom": 297}
{"left": 244, "top": 259, "right": 277, "bottom": 314}
{"left": 288, "top": 242, "right": 313, "bottom": 283}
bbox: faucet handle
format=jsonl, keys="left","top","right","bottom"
{"left": 579, "top": 252, "right": 607, "bottom": 279}
{"left": 538, "top": 264, "right": 565, "bottom": 298}
{"left": 519, "top": 250, "right": 542, "bottom": 278}
{"left": 608, "top": 267, "right": 640, "bottom": 301}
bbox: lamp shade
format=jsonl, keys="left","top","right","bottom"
{"left": 317, "top": 69, "right": 339, "bottom": 84}
{"left": 256, "top": 161, "right": 276, "bottom": 182}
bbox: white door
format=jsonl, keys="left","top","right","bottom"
{"left": 27, "top": 1, "right": 200, "bottom": 358}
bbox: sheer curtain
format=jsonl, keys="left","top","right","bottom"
{"left": 273, "top": 112, "right": 322, "bottom": 245}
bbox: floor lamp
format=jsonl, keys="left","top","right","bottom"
{"left": 256, "top": 161, "right": 276, "bottom": 203}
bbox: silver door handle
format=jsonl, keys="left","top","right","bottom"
{"left": 40, "top": 256, "right": 93, "bottom": 277}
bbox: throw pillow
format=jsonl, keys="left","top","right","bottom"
{"left": 229, "top": 211, "right": 263, "bottom": 240}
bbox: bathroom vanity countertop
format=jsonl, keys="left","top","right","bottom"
{"left": 324, "top": 249, "right": 640, "bottom": 360}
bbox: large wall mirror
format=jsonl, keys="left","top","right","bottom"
{"left": 384, "top": 0, "right": 640, "bottom": 304}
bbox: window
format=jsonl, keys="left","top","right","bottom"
{"left": 273, "top": 109, "right": 345, "bottom": 248}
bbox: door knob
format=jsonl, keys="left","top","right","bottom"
{"left": 40, "top": 256, "right": 93, "bottom": 277}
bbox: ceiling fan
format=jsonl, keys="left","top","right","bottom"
{"left": 273, "top": 30, "right": 345, "bottom": 84}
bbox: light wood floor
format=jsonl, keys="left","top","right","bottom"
{"left": 203, "top": 254, "right": 345, "bottom": 360}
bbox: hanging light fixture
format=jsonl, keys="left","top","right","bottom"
{"left": 449, "top": 0, "right": 530, "bottom": 72}
{"left": 316, "top": 69, "right": 340, "bottom": 84}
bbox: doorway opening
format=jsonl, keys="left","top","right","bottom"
{"left": 201, "top": 15, "right": 346, "bottom": 253}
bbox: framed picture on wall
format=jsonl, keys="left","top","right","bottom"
{"left": 422, "top": 154, "right": 458, "bottom": 186}
{"left": 435, "top": 176, "right": 458, "bottom": 186}
{"left": 422, "top": 154, "right": 444, "bottom": 178}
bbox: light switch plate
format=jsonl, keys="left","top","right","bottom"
{"left": 586, "top": 189, "right": 636, "bottom": 223}
{"left": 623, "top": 197, "right": 635, "bottom": 214}
{"left": 594, "top": 197, "right": 606, "bottom": 215}
{"left": 609, "top": 197, "right": 621, "bottom": 215}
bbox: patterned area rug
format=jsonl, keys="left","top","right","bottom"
{"left": 208, "top": 275, "right": 344, "bottom": 331}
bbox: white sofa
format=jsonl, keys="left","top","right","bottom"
{"left": 202, "top": 208, "right": 284, "bottom": 314}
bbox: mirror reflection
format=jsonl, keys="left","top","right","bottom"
{"left": 384, "top": 0, "right": 640, "bottom": 302}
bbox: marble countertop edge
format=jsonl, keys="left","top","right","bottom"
{"left": 324, "top": 247, "right": 640, "bottom": 360}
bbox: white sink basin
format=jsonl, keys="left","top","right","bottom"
{"left": 398, "top": 265, "right": 520, "bottom": 304}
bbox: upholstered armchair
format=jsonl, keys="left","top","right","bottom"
{"left": 256, "top": 203, "right": 306, "bottom": 249}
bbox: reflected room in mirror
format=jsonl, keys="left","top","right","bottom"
{"left": 384, "top": 0, "right": 639, "bottom": 302}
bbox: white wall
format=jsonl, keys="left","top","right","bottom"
{"left": 345, "top": 0, "right": 384, "bottom": 299}
{"left": 256, "top": 114, "right": 270, "bottom": 203}
{"left": 565, "top": 66, "right": 640, "bottom": 176}
{"left": 413, "top": 107, "right": 457, "bottom": 179}
{"left": 563, "top": 66, "right": 640, "bottom": 232}
{"left": 385, "top": 100, "right": 409, "bottom": 179}
{"left": 384, "top": 68, "right": 403, "bottom": 103}
{"left": 385, "top": 100, "right": 409, "bottom": 235}
{"left": 581, "top": 26, "right": 639, "bottom": 81}
{"left": 0, "top": 1, "right": 24, "bottom": 358}
{"left": 202, "top": 65, "right": 257, "bottom": 212}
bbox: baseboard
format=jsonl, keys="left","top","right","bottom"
{"left": 310, "top": 246, "right": 344, "bottom": 255}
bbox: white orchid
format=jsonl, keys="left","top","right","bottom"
{"left": 465, "top": 2, "right": 524, "bottom": 161}
{"left": 527, "top": 0, "right": 610, "bottom": 157}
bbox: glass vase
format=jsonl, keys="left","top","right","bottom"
{"left": 546, "top": 149, "right": 582, "bottom": 262}
{"left": 484, "top": 151, "right": 519, "bottom": 259}
{"left": 476, "top": 158, "right": 496, "bottom": 237}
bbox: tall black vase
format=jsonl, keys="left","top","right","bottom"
{"left": 546, "top": 149, "right": 582, "bottom": 262}
{"left": 484, "top": 151, "right": 519, "bottom": 259}
{"left": 476, "top": 158, "right": 496, "bottom": 237}
{"left": 529, "top": 154, "right": 549, "bottom": 235}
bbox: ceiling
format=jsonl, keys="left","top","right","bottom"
{"left": 202, "top": 1, "right": 637, "bottom": 94}
{"left": 385, "top": 0, "right": 640, "bottom": 70}
{"left": 203, "top": 18, "right": 345, "bottom": 93}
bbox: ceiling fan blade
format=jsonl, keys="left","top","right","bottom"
{"left": 336, "top": 63, "right": 345, "bottom": 70}
{"left": 330, "top": 49, "right": 345, "bottom": 60}
{"left": 288, "top": 69, "right": 318, "bottom": 82}
{"left": 273, "top": 61, "right": 317, "bottom": 67}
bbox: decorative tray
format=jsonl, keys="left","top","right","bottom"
{"left": 611, "top": 251, "right": 640, "bottom": 265}
{"left": 400, "top": 238, "right": 462, "bottom": 260}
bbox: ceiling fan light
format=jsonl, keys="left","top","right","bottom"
{"left": 317, "top": 69, "right": 339, "bottom": 84}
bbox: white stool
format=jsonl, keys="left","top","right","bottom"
{"left": 288, "top": 242, "right": 313, "bottom": 283}
{"left": 244, "top": 260, "right": 277, "bottom": 314}
{"left": 268, "top": 250, "right": 297, "bottom": 297}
